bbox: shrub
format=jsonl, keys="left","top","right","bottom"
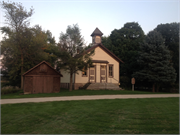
{"left": 1, "top": 86, "right": 22, "bottom": 95}
{"left": 1, "top": 82, "right": 10, "bottom": 88}
{"left": 120, "top": 76, "right": 131, "bottom": 89}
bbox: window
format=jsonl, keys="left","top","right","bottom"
{"left": 82, "top": 67, "right": 87, "bottom": 77}
{"left": 109, "top": 65, "right": 113, "bottom": 77}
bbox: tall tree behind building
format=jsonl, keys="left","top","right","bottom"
{"left": 154, "top": 23, "right": 179, "bottom": 83}
{"left": 133, "top": 30, "right": 176, "bottom": 92}
{"left": 102, "top": 22, "right": 145, "bottom": 88}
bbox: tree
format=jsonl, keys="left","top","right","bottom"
{"left": 0, "top": 1, "right": 56, "bottom": 87}
{"left": 102, "top": 22, "right": 145, "bottom": 88}
{"left": 133, "top": 30, "right": 176, "bottom": 92}
{"left": 101, "top": 36, "right": 113, "bottom": 52}
{"left": 1, "top": 1, "right": 34, "bottom": 88}
{"left": 57, "top": 24, "right": 94, "bottom": 91}
{"left": 154, "top": 23, "right": 179, "bottom": 83}
{"left": 1, "top": 25, "right": 49, "bottom": 87}
{"left": 43, "top": 29, "right": 59, "bottom": 67}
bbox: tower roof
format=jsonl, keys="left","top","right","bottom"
{"left": 91, "top": 28, "right": 103, "bottom": 36}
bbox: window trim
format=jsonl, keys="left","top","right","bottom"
{"left": 109, "top": 64, "right": 114, "bottom": 78}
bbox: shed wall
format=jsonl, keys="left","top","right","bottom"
{"left": 23, "top": 62, "right": 61, "bottom": 94}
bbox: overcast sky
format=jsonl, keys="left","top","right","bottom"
{"left": 0, "top": 0, "right": 179, "bottom": 45}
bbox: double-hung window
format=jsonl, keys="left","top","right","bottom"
{"left": 109, "top": 65, "right": 113, "bottom": 77}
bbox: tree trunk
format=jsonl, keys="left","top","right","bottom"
{"left": 156, "top": 86, "right": 159, "bottom": 92}
{"left": 21, "top": 54, "right": 24, "bottom": 89}
{"left": 69, "top": 73, "right": 73, "bottom": 91}
{"left": 156, "top": 84, "right": 161, "bottom": 92}
{"left": 152, "top": 83, "right": 155, "bottom": 92}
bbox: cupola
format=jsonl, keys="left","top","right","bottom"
{"left": 91, "top": 28, "right": 103, "bottom": 44}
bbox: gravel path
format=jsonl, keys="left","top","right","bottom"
{"left": 1, "top": 94, "right": 179, "bottom": 104}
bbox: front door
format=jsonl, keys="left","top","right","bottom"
{"left": 89, "top": 66, "right": 95, "bottom": 83}
{"left": 100, "top": 65, "right": 106, "bottom": 83}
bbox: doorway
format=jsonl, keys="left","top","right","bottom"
{"left": 100, "top": 65, "right": 106, "bottom": 83}
{"left": 89, "top": 65, "right": 96, "bottom": 83}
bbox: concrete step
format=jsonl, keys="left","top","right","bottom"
{"left": 87, "top": 83, "right": 123, "bottom": 90}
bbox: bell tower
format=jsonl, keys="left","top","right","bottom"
{"left": 91, "top": 28, "right": 103, "bottom": 44}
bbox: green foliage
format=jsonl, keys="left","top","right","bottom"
{"left": 133, "top": 30, "right": 176, "bottom": 91}
{"left": 1, "top": 86, "right": 22, "bottom": 95}
{"left": 1, "top": 1, "right": 34, "bottom": 29}
{"left": 1, "top": 81, "right": 10, "bottom": 88}
{"left": 0, "top": 1, "right": 33, "bottom": 87}
{"left": 102, "top": 22, "right": 145, "bottom": 78}
{"left": 120, "top": 76, "right": 131, "bottom": 89}
{"left": 154, "top": 23, "right": 179, "bottom": 82}
{"left": 101, "top": 36, "right": 113, "bottom": 52}
{"left": 58, "top": 24, "right": 94, "bottom": 91}
{"left": 43, "top": 30, "right": 59, "bottom": 67}
{"left": 1, "top": 26, "right": 50, "bottom": 86}
{"left": 0, "top": 1, "right": 58, "bottom": 86}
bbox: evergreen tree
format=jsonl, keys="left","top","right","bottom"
{"left": 133, "top": 30, "right": 176, "bottom": 92}
{"left": 154, "top": 23, "right": 179, "bottom": 82}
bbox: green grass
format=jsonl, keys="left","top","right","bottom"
{"left": 1, "top": 97, "right": 179, "bottom": 134}
{"left": 1, "top": 88, "right": 171, "bottom": 99}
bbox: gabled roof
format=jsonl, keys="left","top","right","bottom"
{"left": 75, "top": 43, "right": 124, "bottom": 63}
{"left": 23, "top": 61, "right": 63, "bottom": 77}
{"left": 91, "top": 28, "right": 103, "bottom": 36}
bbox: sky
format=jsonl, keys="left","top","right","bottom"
{"left": 0, "top": 0, "right": 179, "bottom": 45}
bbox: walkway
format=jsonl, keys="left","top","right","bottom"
{"left": 1, "top": 94, "right": 179, "bottom": 104}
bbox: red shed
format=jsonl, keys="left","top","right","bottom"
{"left": 23, "top": 61, "right": 63, "bottom": 94}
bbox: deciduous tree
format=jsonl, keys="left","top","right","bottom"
{"left": 102, "top": 22, "right": 145, "bottom": 88}
{"left": 0, "top": 1, "right": 53, "bottom": 87}
{"left": 1, "top": 25, "right": 49, "bottom": 87}
{"left": 1, "top": 1, "right": 34, "bottom": 88}
{"left": 57, "top": 24, "right": 94, "bottom": 91}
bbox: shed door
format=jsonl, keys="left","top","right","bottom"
{"left": 24, "top": 77, "right": 33, "bottom": 93}
{"left": 44, "top": 77, "right": 53, "bottom": 93}
{"left": 33, "top": 77, "right": 43, "bottom": 93}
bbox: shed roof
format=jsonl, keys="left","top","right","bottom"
{"left": 23, "top": 61, "right": 63, "bottom": 77}
{"left": 91, "top": 28, "right": 103, "bottom": 36}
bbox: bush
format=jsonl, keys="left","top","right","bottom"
{"left": 1, "top": 82, "right": 10, "bottom": 88}
{"left": 1, "top": 86, "right": 22, "bottom": 95}
{"left": 120, "top": 76, "right": 131, "bottom": 89}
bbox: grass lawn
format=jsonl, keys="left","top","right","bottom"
{"left": 1, "top": 88, "right": 172, "bottom": 99}
{"left": 1, "top": 97, "right": 179, "bottom": 134}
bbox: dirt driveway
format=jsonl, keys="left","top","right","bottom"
{"left": 1, "top": 94, "right": 179, "bottom": 104}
